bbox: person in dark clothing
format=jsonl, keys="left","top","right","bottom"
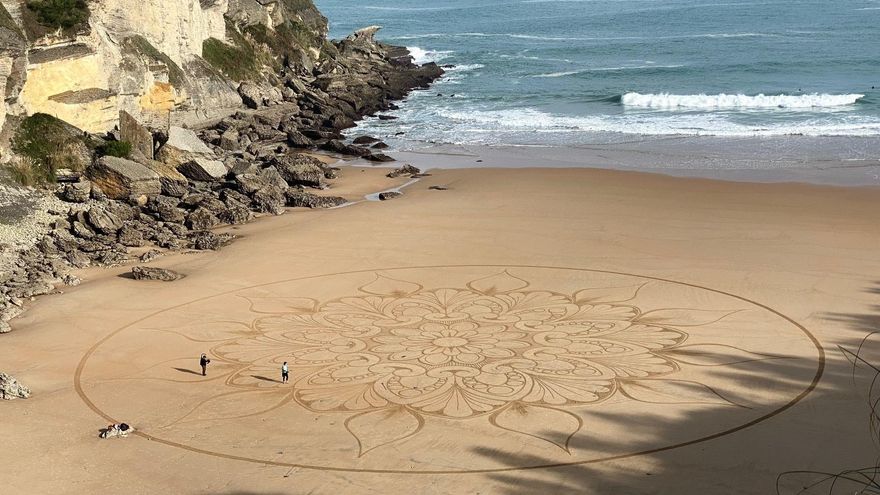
{"left": 200, "top": 353, "right": 210, "bottom": 376}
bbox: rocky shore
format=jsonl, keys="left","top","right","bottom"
{"left": 0, "top": 23, "right": 440, "bottom": 335}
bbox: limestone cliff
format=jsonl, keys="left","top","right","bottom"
{"left": 0, "top": 0, "right": 358, "bottom": 141}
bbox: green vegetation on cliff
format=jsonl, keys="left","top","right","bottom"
{"left": 96, "top": 141, "right": 132, "bottom": 159}
{"left": 11, "top": 114, "right": 95, "bottom": 183}
{"left": 122, "top": 36, "right": 186, "bottom": 88}
{"left": 202, "top": 22, "right": 259, "bottom": 82}
{"left": 25, "top": 0, "right": 89, "bottom": 30}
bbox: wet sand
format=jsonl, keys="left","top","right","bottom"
{"left": 1, "top": 163, "right": 879, "bottom": 494}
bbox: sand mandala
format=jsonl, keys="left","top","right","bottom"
{"left": 76, "top": 266, "right": 823, "bottom": 473}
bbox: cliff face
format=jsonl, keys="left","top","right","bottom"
{"left": 0, "top": 0, "right": 337, "bottom": 139}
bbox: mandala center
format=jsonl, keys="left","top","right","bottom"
{"left": 433, "top": 337, "right": 470, "bottom": 348}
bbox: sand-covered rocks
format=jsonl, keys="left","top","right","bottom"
{"left": 387, "top": 164, "right": 421, "bottom": 178}
{"left": 0, "top": 373, "right": 30, "bottom": 400}
{"left": 87, "top": 157, "right": 162, "bottom": 200}
{"left": 130, "top": 266, "right": 182, "bottom": 282}
{"left": 186, "top": 207, "right": 220, "bottom": 231}
{"left": 286, "top": 191, "right": 347, "bottom": 208}
{"left": 379, "top": 191, "right": 402, "bottom": 201}
{"left": 274, "top": 154, "right": 327, "bottom": 189}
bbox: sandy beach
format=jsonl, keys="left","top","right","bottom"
{"left": 1, "top": 160, "right": 879, "bottom": 494}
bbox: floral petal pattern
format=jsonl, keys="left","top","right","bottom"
{"left": 181, "top": 270, "right": 754, "bottom": 457}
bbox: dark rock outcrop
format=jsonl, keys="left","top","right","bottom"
{"left": 130, "top": 266, "right": 182, "bottom": 282}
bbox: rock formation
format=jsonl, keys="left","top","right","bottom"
{"left": 0, "top": 372, "right": 30, "bottom": 400}
{"left": 0, "top": 0, "right": 443, "bottom": 334}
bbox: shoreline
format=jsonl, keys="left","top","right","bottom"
{"left": 376, "top": 136, "right": 880, "bottom": 187}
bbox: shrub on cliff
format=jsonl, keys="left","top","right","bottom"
{"left": 97, "top": 141, "right": 132, "bottom": 159}
{"left": 25, "top": 0, "right": 89, "bottom": 30}
{"left": 11, "top": 113, "right": 95, "bottom": 183}
{"left": 203, "top": 31, "right": 259, "bottom": 82}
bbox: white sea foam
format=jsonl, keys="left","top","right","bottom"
{"left": 406, "top": 47, "right": 454, "bottom": 64}
{"left": 621, "top": 92, "right": 865, "bottom": 110}
{"left": 531, "top": 65, "right": 684, "bottom": 78}
{"left": 405, "top": 107, "right": 880, "bottom": 139}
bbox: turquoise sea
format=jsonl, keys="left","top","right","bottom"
{"left": 316, "top": 0, "right": 880, "bottom": 151}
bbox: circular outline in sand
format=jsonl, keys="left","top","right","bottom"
{"left": 75, "top": 264, "right": 825, "bottom": 474}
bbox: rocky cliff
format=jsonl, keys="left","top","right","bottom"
{"left": 0, "top": 0, "right": 441, "bottom": 139}
{"left": 0, "top": 0, "right": 442, "bottom": 336}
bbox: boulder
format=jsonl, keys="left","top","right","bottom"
{"left": 353, "top": 135, "right": 380, "bottom": 145}
{"left": 372, "top": 142, "right": 389, "bottom": 149}
{"left": 148, "top": 196, "right": 186, "bottom": 224}
{"left": 273, "top": 154, "right": 326, "bottom": 188}
{"left": 0, "top": 373, "right": 30, "bottom": 400}
{"left": 365, "top": 153, "right": 395, "bottom": 163}
{"left": 130, "top": 266, "right": 182, "bottom": 282}
{"left": 260, "top": 166, "right": 290, "bottom": 191}
{"left": 218, "top": 204, "right": 253, "bottom": 225}
{"left": 70, "top": 220, "right": 95, "bottom": 239}
{"left": 186, "top": 207, "right": 219, "bottom": 231}
{"left": 178, "top": 158, "right": 227, "bottom": 182}
{"left": 286, "top": 130, "right": 313, "bottom": 148}
{"left": 235, "top": 174, "right": 268, "bottom": 195}
{"left": 387, "top": 164, "right": 421, "bottom": 178}
{"left": 86, "top": 207, "right": 123, "bottom": 235}
{"left": 321, "top": 139, "right": 371, "bottom": 157}
{"left": 252, "top": 186, "right": 286, "bottom": 214}
{"left": 119, "top": 110, "right": 154, "bottom": 159}
{"left": 156, "top": 126, "right": 215, "bottom": 168}
{"left": 139, "top": 159, "right": 189, "bottom": 198}
{"left": 379, "top": 191, "right": 402, "bottom": 201}
{"left": 286, "top": 191, "right": 347, "bottom": 209}
{"left": 219, "top": 129, "right": 240, "bottom": 151}
{"left": 117, "top": 225, "right": 145, "bottom": 247}
{"left": 190, "top": 231, "right": 231, "bottom": 251}
{"left": 86, "top": 156, "right": 161, "bottom": 200}
{"left": 60, "top": 181, "right": 91, "bottom": 203}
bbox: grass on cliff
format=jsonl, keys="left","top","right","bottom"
{"left": 203, "top": 35, "right": 259, "bottom": 82}
{"left": 122, "top": 36, "right": 186, "bottom": 88}
{"left": 25, "top": 0, "right": 89, "bottom": 30}
{"left": 3, "top": 157, "right": 42, "bottom": 187}
{"left": 96, "top": 141, "right": 132, "bottom": 159}
{"left": 11, "top": 113, "right": 95, "bottom": 184}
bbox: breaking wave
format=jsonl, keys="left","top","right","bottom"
{"left": 621, "top": 92, "right": 865, "bottom": 110}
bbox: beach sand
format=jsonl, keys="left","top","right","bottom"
{"left": 1, "top": 163, "right": 879, "bottom": 494}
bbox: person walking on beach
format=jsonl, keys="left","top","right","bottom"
{"left": 281, "top": 361, "right": 289, "bottom": 383}
{"left": 200, "top": 353, "right": 211, "bottom": 376}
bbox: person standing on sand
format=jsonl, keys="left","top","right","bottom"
{"left": 200, "top": 353, "right": 210, "bottom": 376}
{"left": 282, "top": 362, "right": 289, "bottom": 383}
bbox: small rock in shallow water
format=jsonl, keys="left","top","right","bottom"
{"left": 378, "top": 192, "right": 402, "bottom": 201}
{"left": 387, "top": 164, "right": 420, "bottom": 178}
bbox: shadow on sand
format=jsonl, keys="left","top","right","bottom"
{"left": 467, "top": 283, "right": 880, "bottom": 494}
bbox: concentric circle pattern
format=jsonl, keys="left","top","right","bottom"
{"left": 76, "top": 266, "right": 822, "bottom": 473}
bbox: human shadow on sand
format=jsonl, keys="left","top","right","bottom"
{"left": 172, "top": 367, "right": 202, "bottom": 376}
{"left": 251, "top": 375, "right": 280, "bottom": 383}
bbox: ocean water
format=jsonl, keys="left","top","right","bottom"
{"left": 315, "top": 0, "right": 880, "bottom": 153}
